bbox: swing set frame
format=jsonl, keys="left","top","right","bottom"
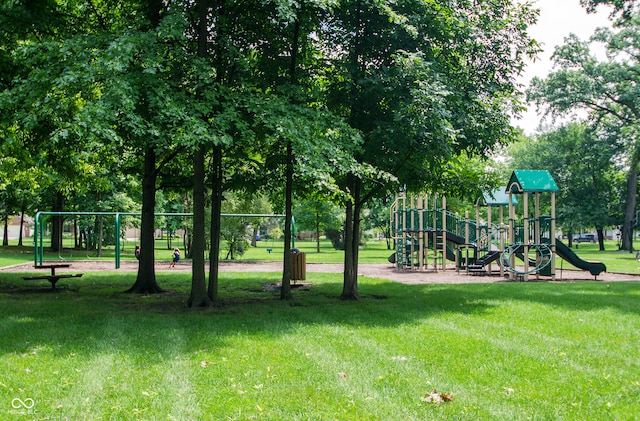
{"left": 33, "top": 212, "right": 292, "bottom": 269}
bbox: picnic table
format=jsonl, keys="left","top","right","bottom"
{"left": 22, "top": 264, "right": 83, "bottom": 290}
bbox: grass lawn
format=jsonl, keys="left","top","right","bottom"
{"left": 0, "top": 270, "right": 639, "bottom": 420}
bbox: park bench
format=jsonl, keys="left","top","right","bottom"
{"left": 22, "top": 264, "right": 83, "bottom": 290}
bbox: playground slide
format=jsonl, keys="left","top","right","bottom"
{"left": 445, "top": 245, "right": 456, "bottom": 261}
{"left": 514, "top": 250, "right": 538, "bottom": 268}
{"left": 443, "top": 232, "right": 465, "bottom": 261}
{"left": 434, "top": 231, "right": 464, "bottom": 261}
{"left": 555, "top": 240, "right": 606, "bottom": 276}
{"left": 444, "top": 231, "right": 465, "bottom": 245}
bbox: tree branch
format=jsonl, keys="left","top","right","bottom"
{"left": 86, "top": 0, "right": 107, "bottom": 31}
{"left": 582, "top": 99, "right": 635, "bottom": 124}
{"left": 153, "top": 145, "right": 186, "bottom": 179}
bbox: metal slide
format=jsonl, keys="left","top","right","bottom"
{"left": 555, "top": 240, "right": 606, "bottom": 276}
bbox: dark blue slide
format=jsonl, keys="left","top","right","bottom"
{"left": 444, "top": 231, "right": 465, "bottom": 245}
{"left": 445, "top": 244, "right": 456, "bottom": 261}
{"left": 555, "top": 240, "right": 606, "bottom": 276}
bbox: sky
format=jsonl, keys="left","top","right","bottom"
{"left": 513, "top": 0, "right": 614, "bottom": 134}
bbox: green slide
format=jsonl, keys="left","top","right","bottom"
{"left": 555, "top": 240, "right": 606, "bottom": 276}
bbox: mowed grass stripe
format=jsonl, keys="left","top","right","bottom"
{"left": 1, "top": 272, "right": 639, "bottom": 420}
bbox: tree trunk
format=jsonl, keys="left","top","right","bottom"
{"left": 183, "top": 0, "right": 213, "bottom": 306}
{"left": 340, "top": 0, "right": 364, "bottom": 301}
{"left": 280, "top": 14, "right": 300, "bottom": 300}
{"left": 188, "top": 145, "right": 211, "bottom": 307}
{"left": 73, "top": 216, "right": 79, "bottom": 249}
{"left": 622, "top": 153, "right": 639, "bottom": 251}
{"left": 385, "top": 226, "right": 391, "bottom": 249}
{"left": 342, "top": 199, "right": 357, "bottom": 299}
{"left": 18, "top": 207, "right": 25, "bottom": 246}
{"left": 251, "top": 228, "right": 258, "bottom": 247}
{"left": 51, "top": 192, "right": 64, "bottom": 252}
{"left": 315, "top": 211, "right": 321, "bottom": 253}
{"left": 341, "top": 174, "right": 361, "bottom": 300}
{"left": 208, "top": 145, "right": 223, "bottom": 302}
{"left": 596, "top": 226, "right": 605, "bottom": 251}
{"left": 567, "top": 230, "right": 573, "bottom": 248}
{"left": 127, "top": 146, "right": 163, "bottom": 293}
{"left": 280, "top": 140, "right": 293, "bottom": 300}
{"left": 97, "top": 214, "right": 104, "bottom": 257}
{"left": 184, "top": 230, "right": 191, "bottom": 257}
{"left": 2, "top": 212, "right": 8, "bottom": 246}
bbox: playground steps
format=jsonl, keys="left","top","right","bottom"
{"left": 462, "top": 249, "right": 503, "bottom": 276}
{"left": 467, "top": 263, "right": 488, "bottom": 276}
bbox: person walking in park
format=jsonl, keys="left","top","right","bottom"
{"left": 170, "top": 247, "right": 180, "bottom": 268}
{"left": 135, "top": 245, "right": 141, "bottom": 260}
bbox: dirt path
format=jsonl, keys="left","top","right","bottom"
{"left": 3, "top": 260, "right": 639, "bottom": 284}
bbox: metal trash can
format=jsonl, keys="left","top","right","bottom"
{"left": 291, "top": 249, "right": 306, "bottom": 281}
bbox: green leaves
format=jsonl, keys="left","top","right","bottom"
{"left": 528, "top": 18, "right": 640, "bottom": 127}
{"left": 580, "top": 0, "right": 638, "bottom": 19}
{"left": 526, "top": 15, "right": 640, "bottom": 247}
{"left": 507, "top": 122, "right": 623, "bottom": 233}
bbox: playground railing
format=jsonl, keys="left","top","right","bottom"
{"left": 513, "top": 216, "right": 553, "bottom": 244}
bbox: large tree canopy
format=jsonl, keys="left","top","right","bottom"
{"left": 1, "top": 0, "right": 540, "bottom": 303}
{"left": 528, "top": 14, "right": 640, "bottom": 250}
{"left": 320, "top": 0, "right": 540, "bottom": 299}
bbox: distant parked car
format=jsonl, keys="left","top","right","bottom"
{"left": 576, "top": 234, "right": 596, "bottom": 243}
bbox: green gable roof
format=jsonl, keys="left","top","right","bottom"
{"left": 506, "top": 170, "right": 558, "bottom": 194}
{"left": 477, "top": 189, "right": 517, "bottom": 206}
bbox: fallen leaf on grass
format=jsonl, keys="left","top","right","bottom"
{"left": 421, "top": 389, "right": 453, "bottom": 404}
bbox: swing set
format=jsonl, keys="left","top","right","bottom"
{"left": 33, "top": 212, "right": 293, "bottom": 269}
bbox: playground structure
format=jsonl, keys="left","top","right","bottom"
{"left": 390, "top": 170, "right": 606, "bottom": 280}
{"left": 469, "top": 189, "right": 513, "bottom": 277}
{"left": 503, "top": 170, "right": 557, "bottom": 281}
{"left": 389, "top": 191, "right": 510, "bottom": 275}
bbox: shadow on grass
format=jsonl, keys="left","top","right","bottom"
{"left": 0, "top": 271, "right": 639, "bottom": 358}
